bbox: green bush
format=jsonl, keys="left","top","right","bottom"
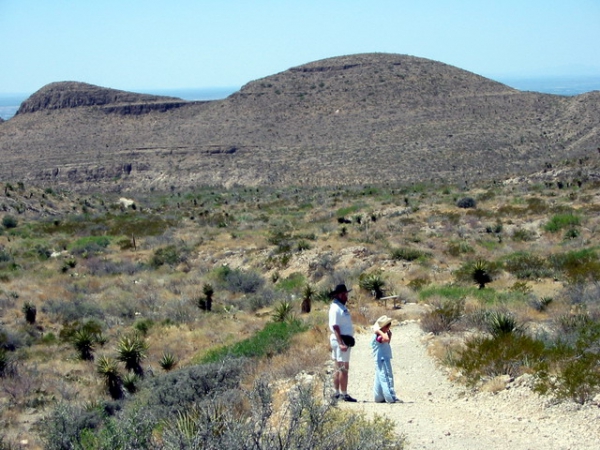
{"left": 420, "top": 298, "right": 464, "bottom": 335}
{"left": 141, "top": 360, "right": 245, "bottom": 420}
{"left": 215, "top": 265, "right": 265, "bottom": 294}
{"left": 453, "top": 333, "right": 545, "bottom": 382}
{"left": 456, "top": 197, "right": 476, "bottom": 209}
{"left": 544, "top": 213, "right": 581, "bottom": 233}
{"left": 549, "top": 249, "right": 600, "bottom": 283}
{"left": 150, "top": 244, "right": 185, "bottom": 268}
{"left": 69, "top": 236, "right": 111, "bottom": 257}
{"left": 503, "top": 252, "right": 552, "bottom": 279}
{"left": 201, "top": 319, "right": 307, "bottom": 363}
{"left": 390, "top": 247, "right": 429, "bottom": 262}
{"left": 1, "top": 216, "right": 18, "bottom": 229}
{"left": 446, "top": 240, "right": 474, "bottom": 256}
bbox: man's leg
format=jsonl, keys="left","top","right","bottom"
{"left": 337, "top": 361, "right": 349, "bottom": 392}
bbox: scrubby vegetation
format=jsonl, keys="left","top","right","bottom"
{"left": 2, "top": 159, "right": 600, "bottom": 446}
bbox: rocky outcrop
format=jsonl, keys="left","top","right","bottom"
{"left": 16, "top": 81, "right": 188, "bottom": 115}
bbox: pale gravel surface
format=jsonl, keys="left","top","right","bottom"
{"left": 337, "top": 317, "right": 600, "bottom": 450}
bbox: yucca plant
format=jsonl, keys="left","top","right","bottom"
{"left": 116, "top": 333, "right": 148, "bottom": 377}
{"left": 159, "top": 352, "right": 178, "bottom": 371}
{"left": 96, "top": 356, "right": 123, "bottom": 400}
{"left": 359, "top": 272, "right": 386, "bottom": 299}
{"left": 72, "top": 329, "right": 96, "bottom": 361}
{"left": 22, "top": 302, "right": 37, "bottom": 325}
{"left": 301, "top": 284, "right": 314, "bottom": 313}
{"left": 122, "top": 372, "right": 139, "bottom": 394}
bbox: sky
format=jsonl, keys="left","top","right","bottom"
{"left": 1, "top": 0, "right": 600, "bottom": 95}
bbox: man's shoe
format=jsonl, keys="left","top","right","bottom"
{"left": 341, "top": 394, "right": 357, "bottom": 402}
{"left": 333, "top": 393, "right": 340, "bottom": 400}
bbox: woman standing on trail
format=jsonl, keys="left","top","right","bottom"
{"left": 371, "top": 315, "right": 401, "bottom": 403}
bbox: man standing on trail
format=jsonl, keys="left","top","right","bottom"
{"left": 329, "top": 283, "right": 357, "bottom": 402}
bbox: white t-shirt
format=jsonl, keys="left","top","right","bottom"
{"left": 329, "top": 300, "right": 353, "bottom": 336}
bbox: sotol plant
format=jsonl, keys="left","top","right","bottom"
{"left": 116, "top": 333, "right": 149, "bottom": 377}
{"left": 96, "top": 356, "right": 123, "bottom": 400}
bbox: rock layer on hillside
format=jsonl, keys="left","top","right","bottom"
{"left": 1, "top": 53, "right": 598, "bottom": 192}
{"left": 16, "top": 81, "right": 189, "bottom": 115}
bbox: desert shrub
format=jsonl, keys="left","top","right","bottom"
{"left": 390, "top": 247, "right": 429, "bottom": 262}
{"left": 201, "top": 319, "right": 307, "bottom": 363}
{"left": 524, "top": 197, "right": 548, "bottom": 214}
{"left": 446, "top": 240, "right": 474, "bottom": 256}
{"left": 42, "top": 297, "right": 105, "bottom": 322}
{"left": 69, "top": 236, "right": 111, "bottom": 257}
{"left": 548, "top": 249, "right": 600, "bottom": 283}
{"left": 503, "top": 251, "right": 552, "bottom": 279}
{"left": 84, "top": 257, "right": 145, "bottom": 276}
{"left": 0, "top": 326, "right": 24, "bottom": 352}
{"left": 159, "top": 378, "right": 405, "bottom": 450}
{"left": 530, "top": 296, "right": 553, "bottom": 312}
{"left": 544, "top": 213, "right": 581, "bottom": 233}
{"left": 456, "top": 197, "right": 476, "bottom": 209}
{"left": 511, "top": 228, "right": 537, "bottom": 242}
{"left": 1, "top": 215, "right": 18, "bottom": 229}
{"left": 215, "top": 265, "right": 265, "bottom": 294}
{"left": 276, "top": 272, "right": 306, "bottom": 293}
{"left": 39, "top": 402, "right": 114, "bottom": 450}
{"left": 420, "top": 298, "right": 464, "bottom": 335}
{"left": 407, "top": 277, "right": 430, "bottom": 291}
{"left": 548, "top": 354, "right": 600, "bottom": 404}
{"left": 150, "top": 244, "right": 186, "bottom": 268}
{"left": 141, "top": 360, "right": 246, "bottom": 420}
{"left": 563, "top": 228, "right": 580, "bottom": 240}
{"left": 0, "top": 249, "right": 11, "bottom": 264}
{"left": 0, "top": 349, "right": 18, "bottom": 378}
{"left": 133, "top": 318, "right": 154, "bottom": 336}
{"left": 452, "top": 333, "right": 545, "bottom": 382}
{"left": 536, "top": 318, "right": 600, "bottom": 404}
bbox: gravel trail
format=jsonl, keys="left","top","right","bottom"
{"left": 339, "top": 318, "right": 600, "bottom": 450}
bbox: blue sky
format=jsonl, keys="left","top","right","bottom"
{"left": 1, "top": 0, "right": 599, "bottom": 94}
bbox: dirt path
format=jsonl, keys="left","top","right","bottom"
{"left": 338, "top": 317, "right": 600, "bottom": 450}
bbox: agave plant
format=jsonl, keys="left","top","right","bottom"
{"left": 96, "top": 356, "right": 123, "bottom": 400}
{"left": 116, "top": 333, "right": 149, "bottom": 377}
{"left": 159, "top": 352, "right": 178, "bottom": 372}
{"left": 271, "top": 301, "right": 294, "bottom": 323}
{"left": 487, "top": 311, "right": 522, "bottom": 337}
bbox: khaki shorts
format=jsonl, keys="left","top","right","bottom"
{"left": 330, "top": 336, "right": 351, "bottom": 363}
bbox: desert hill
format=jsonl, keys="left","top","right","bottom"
{"left": 0, "top": 53, "right": 599, "bottom": 192}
